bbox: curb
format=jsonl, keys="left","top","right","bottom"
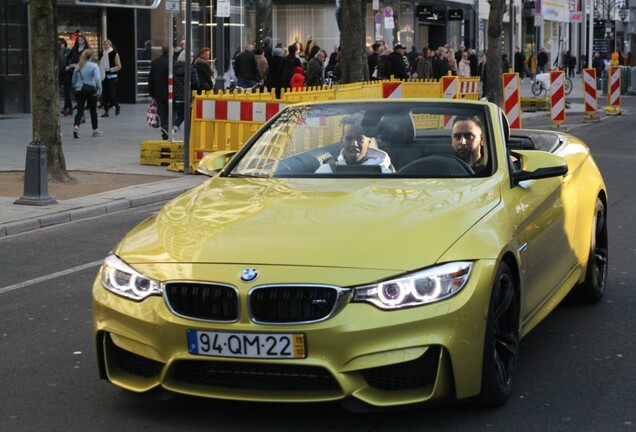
{"left": 0, "top": 177, "right": 205, "bottom": 237}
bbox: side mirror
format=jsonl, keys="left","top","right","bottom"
{"left": 196, "top": 150, "right": 238, "bottom": 176}
{"left": 510, "top": 150, "right": 568, "bottom": 185}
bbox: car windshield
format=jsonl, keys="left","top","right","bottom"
{"left": 226, "top": 101, "right": 493, "bottom": 178}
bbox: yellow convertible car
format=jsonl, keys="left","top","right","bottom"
{"left": 93, "top": 100, "right": 608, "bottom": 409}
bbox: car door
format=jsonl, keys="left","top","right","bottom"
{"left": 504, "top": 166, "right": 578, "bottom": 324}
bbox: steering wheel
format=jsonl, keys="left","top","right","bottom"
{"left": 397, "top": 154, "right": 474, "bottom": 176}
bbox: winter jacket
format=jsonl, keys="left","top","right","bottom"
{"left": 290, "top": 66, "right": 305, "bottom": 89}
{"left": 305, "top": 57, "right": 324, "bottom": 87}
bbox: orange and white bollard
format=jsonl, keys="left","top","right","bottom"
{"left": 502, "top": 72, "right": 522, "bottom": 129}
{"left": 606, "top": 66, "right": 621, "bottom": 115}
{"left": 550, "top": 70, "right": 566, "bottom": 127}
{"left": 582, "top": 68, "right": 600, "bottom": 123}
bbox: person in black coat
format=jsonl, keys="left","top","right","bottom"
{"left": 148, "top": 45, "right": 170, "bottom": 140}
{"left": 387, "top": 44, "right": 408, "bottom": 79}
{"left": 432, "top": 46, "right": 450, "bottom": 79}
{"left": 514, "top": 47, "right": 526, "bottom": 78}
{"left": 468, "top": 48, "right": 479, "bottom": 77}
{"left": 367, "top": 43, "right": 381, "bottom": 78}
{"left": 267, "top": 47, "right": 285, "bottom": 98}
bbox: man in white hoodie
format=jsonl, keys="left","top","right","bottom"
{"left": 316, "top": 116, "right": 393, "bottom": 173}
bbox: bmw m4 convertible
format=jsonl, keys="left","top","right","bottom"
{"left": 93, "top": 100, "right": 608, "bottom": 409}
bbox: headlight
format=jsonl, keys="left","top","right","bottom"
{"left": 100, "top": 254, "right": 162, "bottom": 301}
{"left": 352, "top": 262, "right": 472, "bottom": 310}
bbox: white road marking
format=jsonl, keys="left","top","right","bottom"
{"left": 0, "top": 260, "right": 103, "bottom": 294}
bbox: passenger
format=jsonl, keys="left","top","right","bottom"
{"left": 451, "top": 116, "right": 486, "bottom": 171}
{"left": 316, "top": 116, "right": 393, "bottom": 173}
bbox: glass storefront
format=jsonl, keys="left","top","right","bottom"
{"left": 0, "top": 0, "right": 30, "bottom": 114}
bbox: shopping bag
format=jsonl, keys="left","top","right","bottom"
{"left": 146, "top": 100, "right": 159, "bottom": 128}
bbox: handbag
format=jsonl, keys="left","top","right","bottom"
{"left": 78, "top": 69, "right": 97, "bottom": 96}
{"left": 81, "top": 83, "right": 97, "bottom": 95}
{"left": 146, "top": 100, "right": 159, "bottom": 128}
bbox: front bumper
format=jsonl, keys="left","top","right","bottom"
{"left": 93, "top": 260, "right": 495, "bottom": 407}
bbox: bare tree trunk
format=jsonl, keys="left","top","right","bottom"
{"left": 30, "top": 0, "right": 72, "bottom": 182}
{"left": 486, "top": 0, "right": 505, "bottom": 106}
{"left": 339, "top": 0, "right": 369, "bottom": 84}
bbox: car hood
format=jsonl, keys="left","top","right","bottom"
{"left": 115, "top": 177, "right": 501, "bottom": 272}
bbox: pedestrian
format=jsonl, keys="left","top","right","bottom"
{"left": 528, "top": 52, "right": 537, "bottom": 82}
{"left": 406, "top": 45, "right": 419, "bottom": 75}
{"left": 268, "top": 47, "right": 284, "bottom": 98}
{"left": 593, "top": 52, "right": 605, "bottom": 90}
{"left": 148, "top": 45, "right": 170, "bottom": 140}
{"left": 537, "top": 47, "right": 548, "bottom": 73}
{"left": 514, "top": 47, "right": 526, "bottom": 78}
{"left": 478, "top": 53, "right": 488, "bottom": 98}
{"left": 432, "top": 46, "right": 450, "bottom": 79}
{"left": 255, "top": 48, "right": 269, "bottom": 84}
{"left": 234, "top": 43, "right": 260, "bottom": 89}
{"left": 172, "top": 50, "right": 198, "bottom": 140}
{"left": 194, "top": 47, "right": 214, "bottom": 92}
{"left": 66, "top": 33, "right": 91, "bottom": 79}
{"left": 416, "top": 48, "right": 434, "bottom": 79}
{"left": 566, "top": 50, "right": 577, "bottom": 77}
{"left": 448, "top": 49, "right": 458, "bottom": 76}
{"left": 457, "top": 51, "right": 471, "bottom": 77}
{"left": 468, "top": 48, "right": 479, "bottom": 76}
{"left": 387, "top": 43, "right": 408, "bottom": 79}
{"left": 58, "top": 37, "right": 73, "bottom": 116}
{"left": 376, "top": 48, "right": 391, "bottom": 80}
{"left": 71, "top": 48, "right": 102, "bottom": 138}
{"left": 66, "top": 33, "right": 91, "bottom": 117}
{"left": 98, "top": 39, "right": 122, "bottom": 117}
{"left": 368, "top": 42, "right": 381, "bottom": 79}
{"left": 501, "top": 53, "right": 510, "bottom": 73}
{"left": 281, "top": 44, "right": 302, "bottom": 88}
{"left": 290, "top": 66, "right": 305, "bottom": 89}
{"left": 262, "top": 36, "right": 273, "bottom": 66}
{"left": 305, "top": 49, "right": 325, "bottom": 87}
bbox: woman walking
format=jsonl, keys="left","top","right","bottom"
{"left": 99, "top": 39, "right": 122, "bottom": 117}
{"left": 72, "top": 49, "right": 102, "bottom": 138}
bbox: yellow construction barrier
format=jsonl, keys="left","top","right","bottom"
{"left": 183, "top": 76, "right": 483, "bottom": 172}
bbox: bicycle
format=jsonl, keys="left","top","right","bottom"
{"left": 531, "top": 72, "right": 573, "bottom": 96}
{"left": 323, "top": 71, "right": 339, "bottom": 87}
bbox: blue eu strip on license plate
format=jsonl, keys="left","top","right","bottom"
{"left": 187, "top": 330, "right": 306, "bottom": 359}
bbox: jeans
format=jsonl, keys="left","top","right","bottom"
{"left": 173, "top": 101, "right": 185, "bottom": 129}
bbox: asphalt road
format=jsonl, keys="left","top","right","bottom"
{"left": 1, "top": 103, "right": 636, "bottom": 431}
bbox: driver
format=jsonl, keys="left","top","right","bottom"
{"left": 316, "top": 116, "right": 393, "bottom": 173}
{"left": 451, "top": 116, "right": 486, "bottom": 172}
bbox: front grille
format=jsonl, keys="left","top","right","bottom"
{"left": 172, "top": 360, "right": 340, "bottom": 392}
{"left": 249, "top": 286, "right": 342, "bottom": 323}
{"left": 361, "top": 346, "right": 441, "bottom": 391}
{"left": 109, "top": 337, "right": 163, "bottom": 378}
{"left": 165, "top": 282, "right": 239, "bottom": 321}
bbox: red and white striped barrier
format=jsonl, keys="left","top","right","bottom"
{"left": 583, "top": 68, "right": 598, "bottom": 116}
{"left": 441, "top": 76, "right": 458, "bottom": 99}
{"left": 608, "top": 66, "right": 621, "bottom": 108}
{"left": 195, "top": 100, "right": 283, "bottom": 122}
{"left": 382, "top": 82, "right": 403, "bottom": 98}
{"left": 458, "top": 80, "right": 479, "bottom": 95}
{"left": 550, "top": 70, "right": 566, "bottom": 125}
{"left": 502, "top": 73, "right": 522, "bottom": 129}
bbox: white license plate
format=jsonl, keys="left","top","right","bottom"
{"left": 187, "top": 330, "right": 306, "bottom": 359}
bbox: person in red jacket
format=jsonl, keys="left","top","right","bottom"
{"left": 290, "top": 66, "right": 305, "bottom": 89}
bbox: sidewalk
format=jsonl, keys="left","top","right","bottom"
{"left": 0, "top": 80, "right": 603, "bottom": 237}
{"left": 0, "top": 103, "right": 205, "bottom": 237}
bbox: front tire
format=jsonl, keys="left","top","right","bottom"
{"left": 573, "top": 198, "right": 608, "bottom": 303}
{"left": 476, "top": 262, "right": 519, "bottom": 407}
{"left": 531, "top": 81, "right": 543, "bottom": 96}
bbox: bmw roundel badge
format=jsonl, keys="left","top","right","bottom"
{"left": 240, "top": 268, "right": 259, "bottom": 283}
